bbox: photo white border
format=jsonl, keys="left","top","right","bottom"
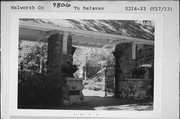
{"left": 9, "top": 12, "right": 163, "bottom": 118}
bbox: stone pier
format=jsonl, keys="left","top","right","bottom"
{"left": 113, "top": 43, "right": 136, "bottom": 98}
{"left": 113, "top": 42, "right": 154, "bottom": 100}
{"left": 47, "top": 33, "right": 73, "bottom": 75}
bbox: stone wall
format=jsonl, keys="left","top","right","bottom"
{"left": 114, "top": 42, "right": 154, "bottom": 99}
{"left": 116, "top": 43, "right": 136, "bottom": 79}
{"left": 113, "top": 43, "right": 136, "bottom": 97}
{"left": 47, "top": 33, "right": 82, "bottom": 104}
{"left": 119, "top": 79, "right": 153, "bottom": 100}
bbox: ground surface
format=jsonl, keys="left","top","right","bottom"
{"left": 58, "top": 89, "right": 153, "bottom": 111}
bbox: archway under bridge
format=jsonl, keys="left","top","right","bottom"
{"left": 19, "top": 20, "right": 154, "bottom": 108}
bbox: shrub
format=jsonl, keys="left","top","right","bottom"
{"left": 61, "top": 62, "right": 78, "bottom": 77}
{"left": 18, "top": 73, "right": 65, "bottom": 109}
{"left": 132, "top": 67, "right": 146, "bottom": 78}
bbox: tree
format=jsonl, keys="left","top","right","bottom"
{"left": 73, "top": 47, "right": 115, "bottom": 79}
{"left": 19, "top": 41, "right": 47, "bottom": 74}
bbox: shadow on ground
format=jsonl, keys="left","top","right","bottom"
{"left": 19, "top": 96, "right": 153, "bottom": 110}
{"left": 57, "top": 96, "right": 153, "bottom": 110}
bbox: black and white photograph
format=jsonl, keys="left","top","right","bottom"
{"left": 1, "top": 1, "right": 179, "bottom": 119}
{"left": 18, "top": 19, "right": 155, "bottom": 111}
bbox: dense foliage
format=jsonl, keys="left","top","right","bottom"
{"left": 73, "top": 47, "right": 114, "bottom": 79}
{"left": 18, "top": 41, "right": 65, "bottom": 108}
{"left": 18, "top": 41, "right": 47, "bottom": 74}
{"left": 18, "top": 73, "right": 64, "bottom": 108}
